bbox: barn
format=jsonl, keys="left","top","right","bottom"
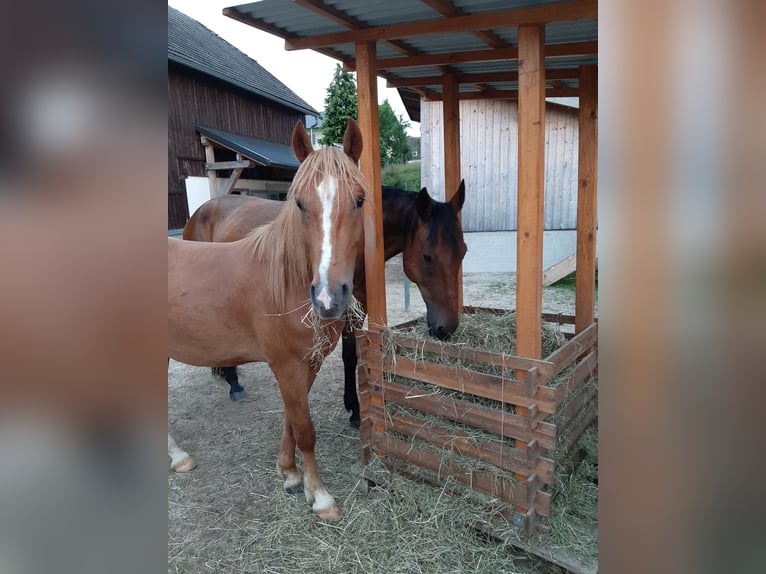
{"left": 167, "top": 6, "right": 318, "bottom": 230}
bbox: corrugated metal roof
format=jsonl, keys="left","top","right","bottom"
{"left": 196, "top": 125, "right": 301, "bottom": 170}
{"left": 168, "top": 6, "right": 318, "bottom": 117}
{"left": 223, "top": 0, "right": 597, "bottom": 121}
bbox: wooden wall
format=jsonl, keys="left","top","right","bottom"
{"left": 421, "top": 100, "right": 579, "bottom": 232}
{"left": 168, "top": 64, "right": 304, "bottom": 229}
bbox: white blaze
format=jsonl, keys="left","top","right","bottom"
{"left": 316, "top": 175, "right": 338, "bottom": 308}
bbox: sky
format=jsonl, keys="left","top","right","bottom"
{"left": 168, "top": 0, "right": 420, "bottom": 136}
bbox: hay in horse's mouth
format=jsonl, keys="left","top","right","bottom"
{"left": 301, "top": 296, "right": 365, "bottom": 369}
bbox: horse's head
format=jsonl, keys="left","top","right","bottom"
{"left": 403, "top": 181, "right": 467, "bottom": 340}
{"left": 291, "top": 118, "right": 367, "bottom": 320}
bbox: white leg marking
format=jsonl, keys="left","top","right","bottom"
{"left": 316, "top": 175, "right": 337, "bottom": 308}
{"left": 168, "top": 433, "right": 196, "bottom": 472}
{"left": 311, "top": 488, "right": 336, "bottom": 512}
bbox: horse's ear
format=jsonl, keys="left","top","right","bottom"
{"left": 342, "top": 117, "right": 363, "bottom": 163}
{"left": 450, "top": 179, "right": 466, "bottom": 212}
{"left": 292, "top": 120, "right": 313, "bottom": 163}
{"left": 415, "top": 187, "right": 432, "bottom": 222}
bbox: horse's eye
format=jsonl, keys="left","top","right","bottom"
{"left": 422, "top": 253, "right": 433, "bottom": 263}
{"left": 355, "top": 196, "right": 365, "bottom": 208}
{"left": 295, "top": 199, "right": 304, "bottom": 211}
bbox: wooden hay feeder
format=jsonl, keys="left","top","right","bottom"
{"left": 357, "top": 307, "right": 598, "bottom": 536}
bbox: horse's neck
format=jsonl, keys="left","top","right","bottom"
{"left": 381, "top": 189, "right": 416, "bottom": 259}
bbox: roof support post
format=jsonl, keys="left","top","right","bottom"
{"left": 442, "top": 71, "right": 463, "bottom": 311}
{"left": 515, "top": 24, "right": 546, "bottom": 361}
{"left": 575, "top": 64, "right": 598, "bottom": 333}
{"left": 356, "top": 40, "right": 386, "bottom": 329}
{"left": 201, "top": 137, "right": 220, "bottom": 197}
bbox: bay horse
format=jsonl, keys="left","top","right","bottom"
{"left": 184, "top": 180, "right": 467, "bottom": 425}
{"left": 168, "top": 118, "right": 367, "bottom": 522}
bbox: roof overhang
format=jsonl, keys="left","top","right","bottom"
{"left": 196, "top": 125, "right": 300, "bottom": 170}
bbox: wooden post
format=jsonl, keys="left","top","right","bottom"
{"left": 442, "top": 72, "right": 463, "bottom": 311}
{"left": 356, "top": 41, "right": 386, "bottom": 463}
{"left": 575, "top": 64, "right": 598, "bottom": 334}
{"left": 201, "top": 137, "right": 219, "bottom": 197}
{"left": 514, "top": 23, "right": 545, "bottom": 525}
{"left": 515, "top": 24, "right": 545, "bottom": 361}
{"left": 356, "top": 40, "right": 386, "bottom": 329}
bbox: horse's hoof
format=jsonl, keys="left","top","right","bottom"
{"left": 230, "top": 390, "right": 248, "bottom": 402}
{"left": 349, "top": 416, "right": 361, "bottom": 430}
{"left": 314, "top": 503, "right": 342, "bottom": 522}
{"left": 171, "top": 456, "right": 197, "bottom": 473}
{"left": 285, "top": 483, "right": 304, "bottom": 495}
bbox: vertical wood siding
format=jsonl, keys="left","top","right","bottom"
{"left": 168, "top": 66, "right": 304, "bottom": 228}
{"left": 422, "top": 100, "right": 579, "bottom": 232}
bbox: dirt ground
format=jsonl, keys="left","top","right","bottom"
{"left": 168, "top": 256, "right": 585, "bottom": 573}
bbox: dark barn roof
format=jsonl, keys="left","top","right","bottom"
{"left": 196, "top": 125, "right": 301, "bottom": 170}
{"left": 168, "top": 6, "right": 318, "bottom": 117}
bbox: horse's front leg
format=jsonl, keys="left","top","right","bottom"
{"left": 272, "top": 361, "right": 341, "bottom": 522}
{"left": 276, "top": 416, "right": 302, "bottom": 493}
{"left": 341, "top": 318, "right": 362, "bottom": 428}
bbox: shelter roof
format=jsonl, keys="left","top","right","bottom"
{"left": 168, "top": 6, "right": 318, "bottom": 117}
{"left": 223, "top": 0, "right": 597, "bottom": 121}
{"left": 196, "top": 125, "right": 301, "bottom": 170}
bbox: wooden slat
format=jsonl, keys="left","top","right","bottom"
{"left": 369, "top": 403, "right": 555, "bottom": 484}
{"left": 557, "top": 383, "right": 597, "bottom": 431}
{"left": 546, "top": 321, "right": 598, "bottom": 377}
{"left": 356, "top": 41, "right": 387, "bottom": 330}
{"left": 365, "top": 328, "right": 555, "bottom": 377}
{"left": 365, "top": 347, "right": 557, "bottom": 413}
{"left": 554, "top": 349, "right": 598, "bottom": 405}
{"left": 575, "top": 64, "right": 598, "bottom": 333}
{"left": 558, "top": 404, "right": 597, "bottom": 455}
{"left": 442, "top": 71, "right": 463, "bottom": 311}
{"left": 371, "top": 432, "right": 549, "bottom": 514}
{"left": 345, "top": 41, "right": 597, "bottom": 71}
{"left": 424, "top": 87, "right": 579, "bottom": 102}
{"left": 204, "top": 160, "right": 252, "bottom": 170}
{"left": 285, "top": 0, "right": 597, "bottom": 50}
{"left": 202, "top": 139, "right": 219, "bottom": 197}
{"left": 542, "top": 253, "right": 577, "bottom": 287}
{"left": 219, "top": 168, "right": 244, "bottom": 196}
{"left": 370, "top": 377, "right": 556, "bottom": 448}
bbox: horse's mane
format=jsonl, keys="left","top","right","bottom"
{"left": 247, "top": 146, "right": 368, "bottom": 309}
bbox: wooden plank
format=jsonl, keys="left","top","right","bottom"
{"left": 554, "top": 349, "right": 598, "bottom": 405}
{"left": 202, "top": 139, "right": 219, "bottom": 198}
{"left": 424, "top": 87, "right": 579, "bottom": 102}
{"left": 356, "top": 41, "right": 387, "bottom": 330}
{"left": 558, "top": 404, "right": 597, "bottom": 455}
{"left": 219, "top": 168, "right": 244, "bottom": 196}
{"left": 575, "top": 64, "right": 598, "bottom": 333}
{"left": 204, "top": 160, "right": 252, "bottom": 170}
{"left": 557, "top": 383, "right": 598, "bottom": 431}
{"left": 371, "top": 432, "right": 546, "bottom": 514}
{"left": 546, "top": 321, "right": 598, "bottom": 377}
{"left": 542, "top": 253, "right": 577, "bottom": 287}
{"left": 365, "top": 347, "right": 557, "bottom": 413}
{"left": 370, "top": 377, "right": 556, "bottom": 448}
{"left": 442, "top": 72, "right": 463, "bottom": 311}
{"left": 369, "top": 403, "right": 555, "bottom": 484}
{"left": 345, "top": 41, "right": 597, "bottom": 71}
{"left": 285, "top": 0, "right": 597, "bottom": 50}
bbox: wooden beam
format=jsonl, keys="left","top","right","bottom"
{"left": 201, "top": 138, "right": 219, "bottom": 197}
{"left": 542, "top": 253, "right": 577, "bottom": 287}
{"left": 419, "top": 0, "right": 510, "bottom": 49}
{"left": 356, "top": 41, "right": 387, "bottom": 329}
{"left": 285, "top": 0, "right": 597, "bottom": 50}
{"left": 515, "top": 24, "right": 546, "bottom": 361}
{"left": 442, "top": 72, "right": 463, "bottom": 311}
{"left": 204, "top": 160, "right": 252, "bottom": 170}
{"left": 575, "top": 64, "right": 598, "bottom": 333}
{"left": 423, "top": 87, "right": 579, "bottom": 102}
{"left": 219, "top": 168, "right": 244, "bottom": 196}
{"left": 345, "top": 41, "right": 597, "bottom": 71}
{"left": 388, "top": 68, "right": 579, "bottom": 88}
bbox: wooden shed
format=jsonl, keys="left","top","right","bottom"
{"left": 222, "top": 0, "right": 598, "bottom": 555}
{"left": 167, "top": 6, "right": 318, "bottom": 229}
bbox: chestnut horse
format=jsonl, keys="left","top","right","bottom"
{"left": 168, "top": 118, "right": 367, "bottom": 521}
{"left": 184, "top": 181, "right": 467, "bottom": 425}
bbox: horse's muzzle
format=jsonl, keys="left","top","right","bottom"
{"left": 311, "top": 282, "right": 350, "bottom": 320}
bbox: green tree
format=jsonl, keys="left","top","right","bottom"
{"left": 319, "top": 64, "right": 357, "bottom": 146}
{"left": 379, "top": 100, "right": 411, "bottom": 166}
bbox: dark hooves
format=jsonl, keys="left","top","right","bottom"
{"left": 285, "top": 483, "right": 304, "bottom": 495}
{"left": 349, "top": 416, "right": 361, "bottom": 430}
{"left": 230, "top": 390, "right": 248, "bottom": 402}
{"left": 212, "top": 367, "right": 226, "bottom": 378}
